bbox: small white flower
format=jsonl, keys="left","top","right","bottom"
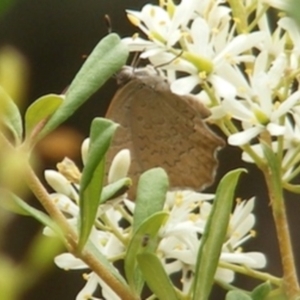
{"left": 55, "top": 227, "right": 124, "bottom": 300}
{"left": 44, "top": 142, "right": 131, "bottom": 300}
{"left": 124, "top": 1, "right": 265, "bottom": 104}
{"left": 152, "top": 21, "right": 265, "bottom": 99}
{"left": 227, "top": 198, "right": 256, "bottom": 246}
{"left": 158, "top": 192, "right": 265, "bottom": 285}
{"left": 218, "top": 198, "right": 267, "bottom": 282}
{"left": 81, "top": 138, "right": 90, "bottom": 165}
{"left": 223, "top": 50, "right": 300, "bottom": 146}
{"left": 75, "top": 272, "right": 121, "bottom": 300}
{"left": 44, "top": 170, "right": 79, "bottom": 201}
{"left": 226, "top": 91, "right": 300, "bottom": 146}
{"left": 124, "top": 0, "right": 199, "bottom": 57}
{"left": 46, "top": 159, "right": 265, "bottom": 297}
{"left": 241, "top": 112, "right": 300, "bottom": 173}
{"left": 257, "top": 12, "right": 286, "bottom": 57}
{"left": 76, "top": 272, "right": 100, "bottom": 300}
{"left": 108, "top": 149, "right": 131, "bottom": 184}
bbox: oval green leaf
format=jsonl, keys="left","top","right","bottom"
{"left": 125, "top": 212, "right": 169, "bottom": 294}
{"left": 25, "top": 94, "right": 64, "bottom": 139}
{"left": 0, "top": 188, "right": 62, "bottom": 238}
{"left": 0, "top": 85, "right": 23, "bottom": 144}
{"left": 78, "top": 118, "right": 118, "bottom": 250}
{"left": 193, "top": 168, "right": 246, "bottom": 300}
{"left": 137, "top": 253, "right": 179, "bottom": 300}
{"left": 251, "top": 281, "right": 272, "bottom": 300}
{"left": 133, "top": 167, "right": 169, "bottom": 232}
{"left": 226, "top": 291, "right": 252, "bottom": 300}
{"left": 38, "top": 33, "right": 128, "bottom": 141}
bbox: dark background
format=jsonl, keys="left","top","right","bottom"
{"left": 0, "top": 1, "right": 299, "bottom": 299}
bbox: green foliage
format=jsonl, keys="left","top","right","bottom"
{"left": 137, "top": 253, "right": 180, "bottom": 300}
{"left": 25, "top": 94, "right": 63, "bottom": 139}
{"left": 251, "top": 282, "right": 272, "bottom": 300}
{"left": 133, "top": 168, "right": 169, "bottom": 232}
{"left": 226, "top": 291, "right": 252, "bottom": 300}
{"left": 193, "top": 169, "right": 246, "bottom": 300}
{"left": 125, "top": 212, "right": 169, "bottom": 294}
{"left": 37, "top": 33, "right": 128, "bottom": 142}
{"left": 0, "top": 86, "right": 23, "bottom": 144}
{"left": 78, "top": 118, "right": 118, "bottom": 250}
{"left": 225, "top": 282, "right": 276, "bottom": 300}
{"left": 0, "top": 189, "right": 62, "bottom": 238}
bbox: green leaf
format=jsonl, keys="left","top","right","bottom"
{"left": 125, "top": 212, "right": 169, "bottom": 294}
{"left": 38, "top": 33, "right": 128, "bottom": 141}
{"left": 226, "top": 291, "right": 252, "bottom": 300}
{"left": 25, "top": 94, "right": 64, "bottom": 138}
{"left": 133, "top": 168, "right": 169, "bottom": 232}
{"left": 0, "top": 85, "right": 23, "bottom": 144}
{"left": 251, "top": 281, "right": 272, "bottom": 300}
{"left": 0, "top": 189, "right": 62, "bottom": 238}
{"left": 137, "top": 253, "right": 179, "bottom": 300}
{"left": 127, "top": 167, "right": 168, "bottom": 295}
{"left": 100, "top": 177, "right": 132, "bottom": 204}
{"left": 78, "top": 118, "right": 118, "bottom": 250}
{"left": 193, "top": 169, "right": 246, "bottom": 300}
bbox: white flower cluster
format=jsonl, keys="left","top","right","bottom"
{"left": 44, "top": 138, "right": 265, "bottom": 299}
{"left": 123, "top": 0, "right": 300, "bottom": 182}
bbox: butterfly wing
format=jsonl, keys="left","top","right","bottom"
{"left": 105, "top": 79, "right": 147, "bottom": 196}
{"left": 129, "top": 77, "right": 224, "bottom": 191}
{"left": 106, "top": 73, "right": 224, "bottom": 198}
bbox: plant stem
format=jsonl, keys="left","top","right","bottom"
{"left": 24, "top": 164, "right": 137, "bottom": 300}
{"left": 25, "top": 165, "right": 77, "bottom": 238}
{"left": 0, "top": 127, "right": 136, "bottom": 299}
{"left": 218, "top": 261, "right": 282, "bottom": 286}
{"left": 262, "top": 165, "right": 300, "bottom": 299}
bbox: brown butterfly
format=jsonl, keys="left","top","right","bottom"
{"left": 106, "top": 66, "right": 224, "bottom": 199}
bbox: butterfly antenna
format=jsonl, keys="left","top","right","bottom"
{"left": 104, "top": 14, "right": 113, "bottom": 33}
{"left": 154, "top": 50, "right": 184, "bottom": 69}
